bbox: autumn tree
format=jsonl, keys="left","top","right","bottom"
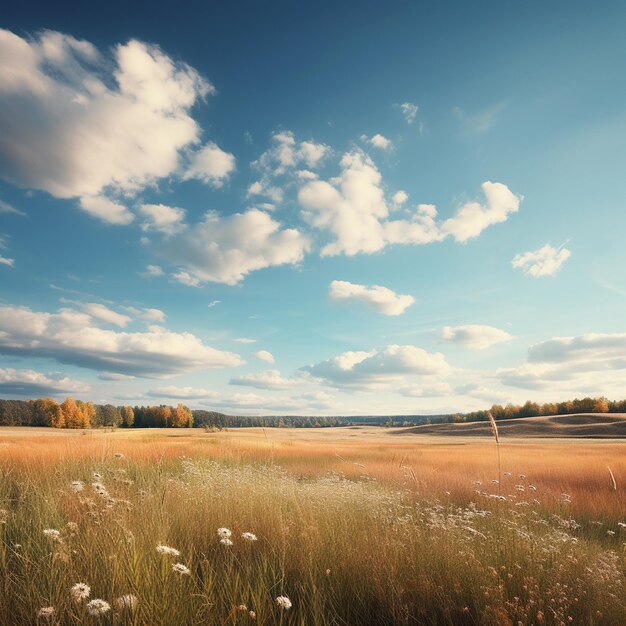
{"left": 61, "top": 397, "right": 81, "bottom": 428}
{"left": 173, "top": 403, "right": 193, "bottom": 428}
{"left": 120, "top": 405, "right": 134, "bottom": 427}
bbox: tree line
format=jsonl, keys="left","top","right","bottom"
{"left": 454, "top": 396, "right": 624, "bottom": 424}
{"left": 0, "top": 398, "right": 192, "bottom": 428}
{"left": 0, "top": 395, "right": 624, "bottom": 429}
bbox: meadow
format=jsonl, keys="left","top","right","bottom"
{"left": 0, "top": 426, "right": 624, "bottom": 625}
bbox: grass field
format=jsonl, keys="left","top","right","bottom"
{"left": 0, "top": 427, "right": 624, "bottom": 625}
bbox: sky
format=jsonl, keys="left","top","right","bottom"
{"left": 1, "top": 1, "right": 626, "bottom": 415}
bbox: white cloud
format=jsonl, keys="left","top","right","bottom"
{"left": 0, "top": 367, "right": 89, "bottom": 396}
{"left": 236, "top": 338, "right": 256, "bottom": 344}
{"left": 361, "top": 133, "right": 393, "bottom": 151}
{"left": 81, "top": 303, "right": 131, "bottom": 327}
{"left": 141, "top": 308, "right": 166, "bottom": 323}
{"left": 146, "top": 385, "right": 219, "bottom": 399}
{"left": 299, "top": 150, "right": 520, "bottom": 255}
{"left": 208, "top": 300, "right": 221, "bottom": 308}
{"left": 439, "top": 182, "right": 521, "bottom": 243}
{"left": 303, "top": 344, "right": 450, "bottom": 390}
{"left": 398, "top": 102, "right": 418, "bottom": 124}
{"left": 440, "top": 325, "right": 513, "bottom": 350}
{"left": 254, "top": 131, "right": 329, "bottom": 177}
{"left": 496, "top": 332, "right": 626, "bottom": 392}
{"left": 0, "top": 29, "right": 213, "bottom": 221}
{"left": 512, "top": 244, "right": 571, "bottom": 277}
{"left": 79, "top": 195, "right": 134, "bottom": 225}
{"left": 139, "top": 203, "right": 186, "bottom": 235}
{"left": 157, "top": 209, "right": 310, "bottom": 285}
{"left": 299, "top": 151, "right": 389, "bottom": 256}
{"left": 0, "top": 303, "right": 243, "bottom": 377}
{"left": 229, "top": 369, "right": 300, "bottom": 390}
{"left": 254, "top": 350, "right": 275, "bottom": 364}
{"left": 392, "top": 190, "right": 408, "bottom": 207}
{"left": 183, "top": 142, "right": 236, "bottom": 187}
{"left": 528, "top": 332, "right": 626, "bottom": 367}
{"left": 0, "top": 256, "right": 15, "bottom": 267}
{"left": 329, "top": 280, "right": 414, "bottom": 316}
{"left": 171, "top": 270, "right": 201, "bottom": 287}
{"left": 142, "top": 264, "right": 164, "bottom": 278}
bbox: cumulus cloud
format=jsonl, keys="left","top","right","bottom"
{"left": 0, "top": 367, "right": 89, "bottom": 396}
{"left": 0, "top": 29, "right": 223, "bottom": 224}
{"left": 146, "top": 385, "right": 219, "bottom": 399}
{"left": 78, "top": 195, "right": 134, "bottom": 225}
{"left": 254, "top": 350, "right": 275, "bottom": 364}
{"left": 361, "top": 133, "right": 393, "bottom": 150}
{"left": 439, "top": 182, "right": 521, "bottom": 243}
{"left": 0, "top": 303, "right": 243, "bottom": 377}
{"left": 298, "top": 151, "right": 520, "bottom": 256}
{"left": 139, "top": 203, "right": 186, "bottom": 235}
{"left": 512, "top": 244, "right": 571, "bottom": 277}
{"left": 440, "top": 324, "right": 513, "bottom": 350}
{"left": 246, "top": 131, "right": 330, "bottom": 205}
{"left": 329, "top": 280, "right": 414, "bottom": 316}
{"left": 183, "top": 142, "right": 236, "bottom": 186}
{"left": 302, "top": 344, "right": 450, "bottom": 390}
{"left": 254, "top": 131, "right": 329, "bottom": 177}
{"left": 229, "top": 369, "right": 300, "bottom": 390}
{"left": 157, "top": 209, "right": 310, "bottom": 285}
{"left": 392, "top": 190, "right": 408, "bottom": 207}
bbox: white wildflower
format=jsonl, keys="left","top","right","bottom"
{"left": 114, "top": 452, "right": 124, "bottom": 459}
{"left": 114, "top": 594, "right": 138, "bottom": 612}
{"left": 156, "top": 544, "right": 180, "bottom": 557}
{"left": 86, "top": 598, "right": 111, "bottom": 616}
{"left": 242, "top": 532, "right": 257, "bottom": 542}
{"left": 217, "top": 527, "right": 232, "bottom": 538}
{"left": 43, "top": 528, "right": 61, "bottom": 542}
{"left": 220, "top": 537, "right": 234, "bottom": 546}
{"left": 91, "top": 482, "right": 109, "bottom": 498}
{"left": 172, "top": 562, "right": 190, "bottom": 575}
{"left": 37, "top": 606, "right": 55, "bottom": 620}
{"left": 275, "top": 595, "right": 292, "bottom": 610}
{"left": 70, "top": 582, "right": 90, "bottom": 602}
{"left": 70, "top": 480, "right": 85, "bottom": 493}
{"left": 93, "top": 472, "right": 102, "bottom": 480}
{"left": 249, "top": 610, "right": 256, "bottom": 620}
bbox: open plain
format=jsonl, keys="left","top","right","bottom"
{"left": 0, "top": 426, "right": 624, "bottom": 624}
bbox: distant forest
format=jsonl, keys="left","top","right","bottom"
{"left": 0, "top": 395, "right": 624, "bottom": 429}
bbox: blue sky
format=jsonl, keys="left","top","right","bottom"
{"left": 1, "top": 1, "right": 625, "bottom": 414}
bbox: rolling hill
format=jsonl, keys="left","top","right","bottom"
{"left": 396, "top": 413, "right": 626, "bottom": 438}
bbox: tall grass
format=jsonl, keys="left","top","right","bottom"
{"left": 0, "top": 428, "right": 623, "bottom": 624}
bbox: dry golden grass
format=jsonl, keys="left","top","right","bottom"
{"left": 0, "top": 427, "right": 624, "bottom": 624}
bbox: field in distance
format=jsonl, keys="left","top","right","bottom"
{"left": 397, "top": 412, "right": 626, "bottom": 438}
{"left": 0, "top": 427, "right": 624, "bottom": 624}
